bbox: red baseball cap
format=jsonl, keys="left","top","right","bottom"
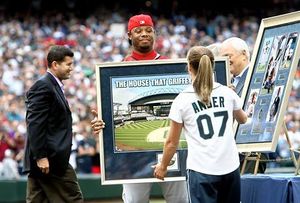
{"left": 127, "top": 14, "right": 154, "bottom": 32}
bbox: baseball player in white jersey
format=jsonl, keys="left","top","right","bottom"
{"left": 91, "top": 13, "right": 188, "bottom": 203}
{"left": 154, "top": 46, "right": 247, "bottom": 203}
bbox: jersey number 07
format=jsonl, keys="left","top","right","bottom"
{"left": 196, "top": 111, "right": 228, "bottom": 140}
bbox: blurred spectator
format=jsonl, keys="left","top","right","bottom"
{"left": 14, "top": 132, "right": 25, "bottom": 174}
{"left": 0, "top": 130, "right": 15, "bottom": 162}
{"left": 0, "top": 149, "right": 20, "bottom": 179}
{"left": 76, "top": 129, "right": 97, "bottom": 174}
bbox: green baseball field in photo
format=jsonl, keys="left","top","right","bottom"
{"left": 114, "top": 119, "right": 187, "bottom": 151}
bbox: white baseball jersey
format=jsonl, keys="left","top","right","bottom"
{"left": 169, "top": 82, "right": 242, "bottom": 175}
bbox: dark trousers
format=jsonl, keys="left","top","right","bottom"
{"left": 186, "top": 168, "right": 240, "bottom": 203}
{"left": 26, "top": 164, "right": 83, "bottom": 203}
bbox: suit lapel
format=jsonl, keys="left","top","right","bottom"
{"left": 236, "top": 68, "right": 248, "bottom": 97}
{"left": 46, "top": 73, "right": 71, "bottom": 111}
{"left": 55, "top": 85, "right": 71, "bottom": 111}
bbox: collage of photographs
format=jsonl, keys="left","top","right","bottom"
{"left": 236, "top": 27, "right": 299, "bottom": 144}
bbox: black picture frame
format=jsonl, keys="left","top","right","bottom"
{"left": 96, "top": 58, "right": 229, "bottom": 184}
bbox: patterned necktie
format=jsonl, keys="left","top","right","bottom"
{"left": 231, "top": 77, "right": 235, "bottom": 84}
{"left": 61, "top": 86, "right": 69, "bottom": 107}
{"left": 231, "top": 76, "right": 239, "bottom": 88}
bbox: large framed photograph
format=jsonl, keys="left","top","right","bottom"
{"left": 96, "top": 58, "right": 229, "bottom": 184}
{"left": 236, "top": 11, "right": 300, "bottom": 152}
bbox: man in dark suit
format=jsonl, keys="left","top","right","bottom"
{"left": 219, "top": 37, "right": 268, "bottom": 174}
{"left": 219, "top": 37, "right": 249, "bottom": 97}
{"left": 23, "top": 45, "right": 83, "bottom": 202}
{"left": 269, "top": 87, "right": 281, "bottom": 122}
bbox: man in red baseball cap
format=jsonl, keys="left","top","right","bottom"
{"left": 91, "top": 13, "right": 188, "bottom": 203}
{"left": 124, "top": 13, "right": 188, "bottom": 203}
{"left": 124, "top": 14, "right": 168, "bottom": 61}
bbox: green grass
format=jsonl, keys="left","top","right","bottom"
{"left": 256, "top": 64, "right": 266, "bottom": 72}
{"left": 260, "top": 86, "right": 274, "bottom": 95}
{"left": 115, "top": 119, "right": 187, "bottom": 151}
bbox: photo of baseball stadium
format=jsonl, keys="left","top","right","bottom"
{"left": 112, "top": 74, "right": 190, "bottom": 152}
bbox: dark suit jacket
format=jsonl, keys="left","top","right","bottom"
{"left": 235, "top": 67, "right": 248, "bottom": 97}
{"left": 23, "top": 72, "right": 72, "bottom": 176}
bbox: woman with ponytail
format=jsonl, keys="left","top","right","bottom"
{"left": 154, "top": 46, "right": 247, "bottom": 203}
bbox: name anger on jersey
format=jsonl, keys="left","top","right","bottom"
{"left": 192, "top": 96, "right": 225, "bottom": 113}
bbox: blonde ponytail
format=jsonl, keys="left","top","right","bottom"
{"left": 187, "top": 46, "right": 214, "bottom": 106}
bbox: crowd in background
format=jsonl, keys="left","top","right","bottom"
{"left": 1, "top": 8, "right": 300, "bottom": 178}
